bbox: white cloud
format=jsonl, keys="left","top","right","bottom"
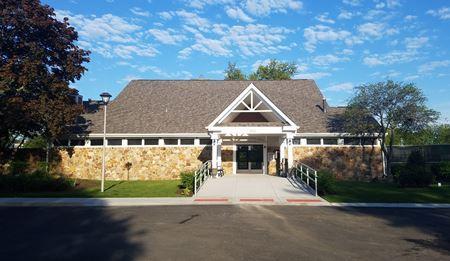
{"left": 386, "top": 0, "right": 401, "bottom": 9}
{"left": 303, "top": 25, "right": 352, "bottom": 52}
{"left": 252, "top": 59, "right": 271, "bottom": 71}
{"left": 176, "top": 10, "right": 210, "bottom": 30}
{"left": 327, "top": 82, "right": 353, "bottom": 92}
{"left": 158, "top": 11, "right": 173, "bottom": 20}
{"left": 342, "top": 0, "right": 361, "bottom": 6}
{"left": 404, "top": 15, "right": 417, "bottom": 21}
{"left": 244, "top": 0, "right": 303, "bottom": 16}
{"left": 363, "top": 57, "right": 385, "bottom": 66}
{"left": 130, "top": 7, "right": 150, "bottom": 17}
{"left": 114, "top": 44, "right": 159, "bottom": 59}
{"left": 404, "top": 75, "right": 419, "bottom": 81}
{"left": 188, "top": 0, "right": 234, "bottom": 9}
{"left": 363, "top": 49, "right": 419, "bottom": 66}
{"left": 338, "top": 10, "right": 353, "bottom": 19}
{"left": 117, "top": 75, "right": 141, "bottom": 84}
{"left": 117, "top": 62, "right": 193, "bottom": 79}
{"left": 426, "top": 7, "right": 450, "bottom": 20}
{"left": 225, "top": 7, "right": 255, "bottom": 22}
{"left": 312, "top": 54, "right": 349, "bottom": 66}
{"left": 375, "top": 2, "right": 385, "bottom": 9}
{"left": 357, "top": 22, "right": 385, "bottom": 38}
{"left": 315, "top": 13, "right": 335, "bottom": 24}
{"left": 404, "top": 37, "right": 428, "bottom": 50}
{"left": 148, "top": 29, "right": 187, "bottom": 45}
{"left": 55, "top": 10, "right": 141, "bottom": 43}
{"left": 180, "top": 33, "right": 232, "bottom": 58}
{"left": 293, "top": 72, "right": 331, "bottom": 80}
{"left": 418, "top": 60, "right": 450, "bottom": 73}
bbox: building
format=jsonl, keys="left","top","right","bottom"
{"left": 59, "top": 80, "right": 383, "bottom": 180}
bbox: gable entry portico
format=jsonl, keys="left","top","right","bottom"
{"left": 207, "top": 83, "right": 299, "bottom": 176}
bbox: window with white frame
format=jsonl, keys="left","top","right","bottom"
{"left": 144, "top": 139, "right": 159, "bottom": 145}
{"left": 306, "top": 138, "right": 321, "bottom": 145}
{"left": 199, "top": 139, "right": 212, "bottom": 145}
{"left": 323, "top": 138, "right": 338, "bottom": 145}
{"left": 180, "top": 139, "right": 194, "bottom": 145}
{"left": 107, "top": 139, "right": 122, "bottom": 146}
{"left": 90, "top": 139, "right": 103, "bottom": 146}
{"left": 164, "top": 138, "right": 178, "bottom": 145}
{"left": 127, "top": 139, "right": 142, "bottom": 146}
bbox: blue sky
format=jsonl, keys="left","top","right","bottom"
{"left": 44, "top": 0, "right": 450, "bottom": 122}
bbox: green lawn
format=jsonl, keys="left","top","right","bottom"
{"left": 0, "top": 179, "right": 184, "bottom": 198}
{"left": 323, "top": 181, "right": 450, "bottom": 203}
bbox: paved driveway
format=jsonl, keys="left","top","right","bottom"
{"left": 0, "top": 206, "right": 449, "bottom": 260}
{"left": 195, "top": 174, "right": 321, "bottom": 203}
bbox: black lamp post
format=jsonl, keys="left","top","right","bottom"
{"left": 100, "top": 92, "right": 112, "bottom": 192}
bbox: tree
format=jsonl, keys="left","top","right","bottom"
{"left": 343, "top": 81, "right": 439, "bottom": 177}
{"left": 224, "top": 62, "right": 246, "bottom": 80}
{"left": 249, "top": 59, "right": 297, "bottom": 80}
{"left": 392, "top": 124, "right": 450, "bottom": 145}
{"left": 223, "top": 59, "right": 297, "bottom": 80}
{"left": 0, "top": 0, "right": 90, "bottom": 165}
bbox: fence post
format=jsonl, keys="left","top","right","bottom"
{"left": 306, "top": 168, "right": 310, "bottom": 186}
{"left": 194, "top": 171, "right": 197, "bottom": 195}
{"left": 314, "top": 170, "right": 318, "bottom": 196}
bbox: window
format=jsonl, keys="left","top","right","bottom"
{"left": 107, "top": 139, "right": 122, "bottom": 146}
{"left": 344, "top": 138, "right": 360, "bottom": 145}
{"left": 144, "top": 139, "right": 159, "bottom": 145}
{"left": 127, "top": 139, "right": 142, "bottom": 146}
{"left": 90, "top": 139, "right": 103, "bottom": 146}
{"left": 307, "top": 138, "right": 321, "bottom": 145}
{"left": 164, "top": 139, "right": 178, "bottom": 145}
{"left": 71, "top": 139, "right": 85, "bottom": 146}
{"left": 361, "top": 138, "right": 376, "bottom": 146}
{"left": 180, "top": 139, "right": 194, "bottom": 145}
{"left": 323, "top": 138, "right": 338, "bottom": 145}
{"left": 54, "top": 139, "right": 69, "bottom": 146}
{"left": 293, "top": 138, "right": 302, "bottom": 145}
{"left": 199, "top": 139, "right": 212, "bottom": 145}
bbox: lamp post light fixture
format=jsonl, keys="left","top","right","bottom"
{"left": 100, "top": 92, "right": 112, "bottom": 192}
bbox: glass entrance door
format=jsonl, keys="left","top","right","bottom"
{"left": 236, "top": 145, "right": 263, "bottom": 173}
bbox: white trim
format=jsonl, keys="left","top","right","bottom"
{"left": 207, "top": 83, "right": 299, "bottom": 130}
{"left": 86, "top": 133, "right": 209, "bottom": 138}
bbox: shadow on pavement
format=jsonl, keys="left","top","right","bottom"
{"left": 337, "top": 207, "right": 450, "bottom": 255}
{"left": 0, "top": 206, "right": 143, "bottom": 260}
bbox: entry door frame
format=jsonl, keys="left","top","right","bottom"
{"left": 233, "top": 143, "right": 267, "bottom": 175}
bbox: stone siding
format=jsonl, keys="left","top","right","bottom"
{"left": 57, "top": 146, "right": 212, "bottom": 180}
{"left": 293, "top": 146, "right": 383, "bottom": 180}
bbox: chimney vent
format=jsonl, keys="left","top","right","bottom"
{"left": 322, "top": 98, "right": 327, "bottom": 113}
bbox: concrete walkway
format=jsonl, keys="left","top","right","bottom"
{"left": 195, "top": 174, "right": 324, "bottom": 204}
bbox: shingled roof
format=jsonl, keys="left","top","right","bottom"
{"left": 83, "top": 80, "right": 345, "bottom": 134}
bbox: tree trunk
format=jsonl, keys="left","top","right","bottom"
{"left": 385, "top": 129, "right": 395, "bottom": 178}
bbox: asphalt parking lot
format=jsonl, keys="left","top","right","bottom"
{"left": 0, "top": 205, "right": 449, "bottom": 260}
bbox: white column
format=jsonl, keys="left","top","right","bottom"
{"left": 211, "top": 133, "right": 219, "bottom": 173}
{"left": 279, "top": 137, "right": 286, "bottom": 174}
{"left": 217, "top": 138, "right": 222, "bottom": 168}
{"left": 286, "top": 133, "right": 294, "bottom": 170}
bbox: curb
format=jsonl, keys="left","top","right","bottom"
{"left": 1, "top": 198, "right": 450, "bottom": 208}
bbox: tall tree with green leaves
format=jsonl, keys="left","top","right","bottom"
{"left": 343, "top": 80, "right": 439, "bottom": 177}
{"left": 224, "top": 62, "right": 246, "bottom": 80}
{"left": 249, "top": 59, "right": 297, "bottom": 80}
{"left": 0, "top": 0, "right": 90, "bottom": 165}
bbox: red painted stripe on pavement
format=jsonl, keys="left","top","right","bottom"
{"left": 194, "top": 198, "right": 229, "bottom": 202}
{"left": 286, "top": 199, "right": 323, "bottom": 203}
{"left": 239, "top": 198, "right": 274, "bottom": 202}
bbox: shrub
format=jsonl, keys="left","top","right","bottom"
{"left": 0, "top": 171, "right": 73, "bottom": 192}
{"left": 435, "top": 161, "right": 450, "bottom": 183}
{"left": 179, "top": 171, "right": 195, "bottom": 193}
{"left": 398, "top": 150, "right": 433, "bottom": 187}
{"left": 8, "top": 161, "right": 29, "bottom": 175}
{"left": 317, "top": 170, "right": 336, "bottom": 196}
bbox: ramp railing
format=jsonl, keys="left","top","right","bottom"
{"left": 290, "top": 162, "right": 318, "bottom": 196}
{"left": 194, "top": 160, "right": 211, "bottom": 195}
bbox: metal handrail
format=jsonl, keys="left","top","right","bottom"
{"left": 290, "top": 162, "right": 318, "bottom": 196}
{"left": 194, "top": 160, "right": 211, "bottom": 194}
